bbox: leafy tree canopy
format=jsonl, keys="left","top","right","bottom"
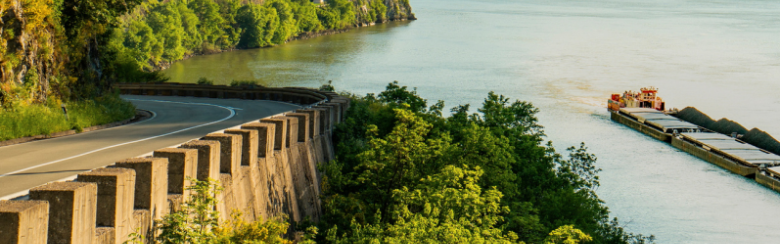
{"left": 320, "top": 82, "right": 655, "bottom": 244}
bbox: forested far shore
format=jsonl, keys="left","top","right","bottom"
{"left": 0, "top": 0, "right": 413, "bottom": 106}
{"left": 0, "top": 0, "right": 413, "bottom": 142}
{"left": 113, "top": 0, "right": 414, "bottom": 73}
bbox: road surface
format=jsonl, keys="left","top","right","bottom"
{"left": 0, "top": 95, "right": 301, "bottom": 199}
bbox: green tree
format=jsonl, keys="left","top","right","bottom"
{"left": 236, "top": 3, "right": 279, "bottom": 48}
{"left": 355, "top": 106, "right": 451, "bottom": 218}
{"left": 176, "top": 2, "right": 202, "bottom": 52}
{"left": 266, "top": 0, "right": 297, "bottom": 44}
{"left": 121, "top": 19, "right": 163, "bottom": 69}
{"left": 147, "top": 3, "right": 187, "bottom": 62}
{"left": 215, "top": 0, "right": 242, "bottom": 49}
{"left": 378, "top": 81, "right": 427, "bottom": 113}
{"left": 59, "top": 0, "right": 144, "bottom": 96}
{"left": 368, "top": 0, "right": 387, "bottom": 23}
{"left": 544, "top": 225, "right": 593, "bottom": 244}
{"left": 326, "top": 165, "right": 520, "bottom": 244}
{"left": 189, "top": 0, "right": 225, "bottom": 49}
{"left": 291, "top": 0, "right": 324, "bottom": 32}
{"left": 316, "top": 0, "right": 356, "bottom": 29}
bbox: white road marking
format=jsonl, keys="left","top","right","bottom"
{"left": 0, "top": 99, "right": 236, "bottom": 181}
{"left": 0, "top": 97, "right": 312, "bottom": 200}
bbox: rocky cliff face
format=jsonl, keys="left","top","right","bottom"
{"left": 0, "top": 0, "right": 62, "bottom": 101}
{"left": 352, "top": 0, "right": 414, "bottom": 25}
{"left": 383, "top": 0, "right": 414, "bottom": 20}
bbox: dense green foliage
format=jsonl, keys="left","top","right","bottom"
{"left": 0, "top": 93, "right": 135, "bottom": 141}
{"left": 112, "top": 0, "right": 389, "bottom": 72}
{"left": 318, "top": 81, "right": 654, "bottom": 243}
{"left": 131, "top": 177, "right": 315, "bottom": 244}
{"left": 0, "top": 0, "right": 140, "bottom": 142}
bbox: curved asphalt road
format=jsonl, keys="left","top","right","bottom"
{"left": 0, "top": 95, "right": 301, "bottom": 199}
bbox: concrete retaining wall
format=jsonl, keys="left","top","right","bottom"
{"left": 0, "top": 86, "right": 349, "bottom": 244}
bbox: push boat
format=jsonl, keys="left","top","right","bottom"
{"left": 608, "top": 87, "right": 780, "bottom": 193}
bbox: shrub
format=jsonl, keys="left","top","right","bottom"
{"left": 197, "top": 77, "right": 215, "bottom": 85}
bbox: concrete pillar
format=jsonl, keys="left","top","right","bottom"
{"left": 153, "top": 148, "right": 198, "bottom": 198}
{"left": 308, "top": 108, "right": 327, "bottom": 135}
{"left": 279, "top": 116, "right": 298, "bottom": 148}
{"left": 260, "top": 118, "right": 287, "bottom": 150}
{"left": 339, "top": 97, "right": 351, "bottom": 112}
{"left": 115, "top": 158, "right": 170, "bottom": 219}
{"left": 77, "top": 168, "right": 136, "bottom": 244}
{"left": 312, "top": 106, "right": 332, "bottom": 133}
{"left": 286, "top": 113, "right": 310, "bottom": 143}
{"left": 331, "top": 98, "right": 350, "bottom": 121}
{"left": 179, "top": 140, "right": 221, "bottom": 181}
{"left": 95, "top": 228, "right": 114, "bottom": 243}
{"left": 201, "top": 133, "right": 242, "bottom": 176}
{"left": 241, "top": 123, "right": 275, "bottom": 158}
{"left": 201, "top": 133, "right": 247, "bottom": 222}
{"left": 0, "top": 200, "right": 49, "bottom": 244}
{"left": 323, "top": 102, "right": 342, "bottom": 124}
{"left": 225, "top": 129, "right": 259, "bottom": 166}
{"left": 130, "top": 210, "right": 151, "bottom": 242}
{"left": 296, "top": 109, "right": 320, "bottom": 138}
{"left": 29, "top": 182, "right": 97, "bottom": 244}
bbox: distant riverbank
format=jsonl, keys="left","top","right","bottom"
{"left": 157, "top": 17, "right": 416, "bottom": 71}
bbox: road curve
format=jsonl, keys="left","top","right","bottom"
{"left": 0, "top": 95, "right": 301, "bottom": 199}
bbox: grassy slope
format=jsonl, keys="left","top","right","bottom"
{"left": 0, "top": 94, "right": 135, "bottom": 141}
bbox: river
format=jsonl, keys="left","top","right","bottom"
{"left": 163, "top": 0, "right": 780, "bottom": 242}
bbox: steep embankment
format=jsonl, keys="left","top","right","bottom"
{"left": 0, "top": 0, "right": 63, "bottom": 99}
{"left": 675, "top": 107, "right": 780, "bottom": 155}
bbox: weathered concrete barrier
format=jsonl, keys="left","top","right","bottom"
{"left": 0, "top": 86, "right": 350, "bottom": 244}
{"left": 0, "top": 200, "right": 49, "bottom": 244}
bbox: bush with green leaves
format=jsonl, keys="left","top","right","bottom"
{"left": 237, "top": 3, "right": 280, "bottom": 48}
{"left": 127, "top": 177, "right": 313, "bottom": 244}
{"left": 197, "top": 77, "right": 215, "bottom": 85}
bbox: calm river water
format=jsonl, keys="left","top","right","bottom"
{"left": 163, "top": 0, "right": 780, "bottom": 242}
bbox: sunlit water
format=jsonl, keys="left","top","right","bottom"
{"left": 163, "top": 0, "right": 780, "bottom": 242}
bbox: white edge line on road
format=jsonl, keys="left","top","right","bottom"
{"left": 0, "top": 109, "right": 159, "bottom": 150}
{"left": 0, "top": 99, "right": 236, "bottom": 200}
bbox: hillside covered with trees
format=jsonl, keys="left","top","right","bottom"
{"left": 313, "top": 82, "right": 655, "bottom": 243}
{"left": 0, "top": 0, "right": 413, "bottom": 141}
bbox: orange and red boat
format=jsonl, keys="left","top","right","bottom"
{"left": 607, "top": 86, "right": 665, "bottom": 112}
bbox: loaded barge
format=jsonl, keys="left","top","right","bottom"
{"left": 608, "top": 87, "right": 780, "bottom": 192}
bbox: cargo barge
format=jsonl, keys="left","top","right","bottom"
{"left": 756, "top": 167, "right": 780, "bottom": 193}
{"left": 608, "top": 88, "right": 780, "bottom": 193}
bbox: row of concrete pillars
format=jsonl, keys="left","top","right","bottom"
{"left": 0, "top": 94, "right": 350, "bottom": 244}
